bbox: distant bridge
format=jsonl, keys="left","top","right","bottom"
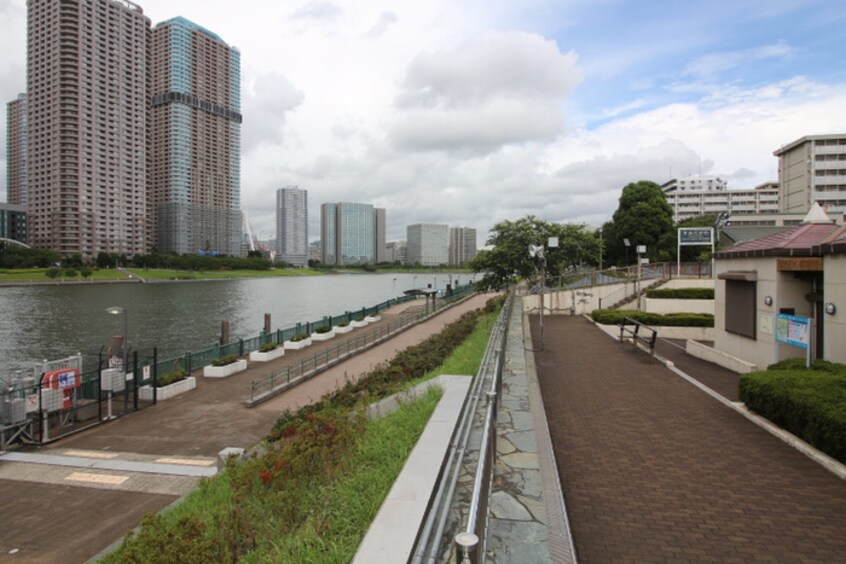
{"left": 0, "top": 238, "right": 30, "bottom": 249}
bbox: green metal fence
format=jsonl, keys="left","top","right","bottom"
{"left": 151, "top": 291, "right": 456, "bottom": 384}
{"left": 249, "top": 284, "right": 475, "bottom": 404}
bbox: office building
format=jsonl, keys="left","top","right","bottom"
{"left": 374, "top": 207, "right": 387, "bottom": 263}
{"left": 0, "top": 204, "right": 27, "bottom": 244}
{"left": 449, "top": 226, "right": 477, "bottom": 266}
{"left": 661, "top": 176, "right": 779, "bottom": 223}
{"left": 321, "top": 202, "right": 379, "bottom": 265}
{"left": 407, "top": 223, "right": 449, "bottom": 266}
{"left": 385, "top": 240, "right": 406, "bottom": 264}
{"left": 6, "top": 94, "right": 27, "bottom": 205}
{"left": 26, "top": 0, "right": 150, "bottom": 257}
{"left": 150, "top": 17, "right": 242, "bottom": 256}
{"left": 275, "top": 187, "right": 308, "bottom": 267}
{"left": 774, "top": 134, "right": 846, "bottom": 214}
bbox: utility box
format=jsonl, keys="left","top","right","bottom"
{"left": 101, "top": 368, "right": 125, "bottom": 392}
{"left": 40, "top": 388, "right": 64, "bottom": 412}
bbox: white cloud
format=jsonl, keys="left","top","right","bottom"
{"left": 684, "top": 42, "right": 795, "bottom": 79}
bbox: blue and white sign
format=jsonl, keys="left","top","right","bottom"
{"left": 679, "top": 227, "right": 714, "bottom": 245}
{"left": 775, "top": 314, "right": 810, "bottom": 349}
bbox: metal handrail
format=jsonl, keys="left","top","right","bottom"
{"left": 411, "top": 295, "right": 511, "bottom": 563}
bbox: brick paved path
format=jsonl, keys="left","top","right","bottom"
{"left": 533, "top": 315, "right": 846, "bottom": 562}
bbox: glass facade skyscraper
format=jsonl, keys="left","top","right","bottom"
{"left": 321, "top": 202, "right": 385, "bottom": 265}
{"left": 150, "top": 17, "right": 242, "bottom": 255}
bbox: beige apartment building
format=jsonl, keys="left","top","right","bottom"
{"left": 26, "top": 0, "right": 151, "bottom": 257}
{"left": 775, "top": 134, "right": 846, "bottom": 214}
{"left": 6, "top": 94, "right": 27, "bottom": 206}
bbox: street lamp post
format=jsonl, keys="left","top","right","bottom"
{"left": 105, "top": 306, "right": 128, "bottom": 373}
{"left": 413, "top": 275, "right": 418, "bottom": 289}
{"left": 393, "top": 277, "right": 397, "bottom": 296}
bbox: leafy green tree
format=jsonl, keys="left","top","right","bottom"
{"left": 45, "top": 267, "right": 61, "bottom": 279}
{"left": 469, "top": 216, "right": 599, "bottom": 290}
{"left": 80, "top": 268, "right": 93, "bottom": 279}
{"left": 606, "top": 180, "right": 674, "bottom": 264}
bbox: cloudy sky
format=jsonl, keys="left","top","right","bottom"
{"left": 1, "top": 0, "right": 845, "bottom": 244}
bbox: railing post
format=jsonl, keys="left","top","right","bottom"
{"left": 454, "top": 532, "right": 479, "bottom": 564}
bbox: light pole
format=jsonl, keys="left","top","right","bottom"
{"left": 392, "top": 277, "right": 397, "bottom": 296}
{"left": 412, "top": 275, "right": 418, "bottom": 289}
{"left": 106, "top": 306, "right": 128, "bottom": 373}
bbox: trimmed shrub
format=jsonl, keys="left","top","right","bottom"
{"left": 157, "top": 368, "right": 187, "bottom": 387}
{"left": 739, "top": 363, "right": 846, "bottom": 463}
{"left": 591, "top": 309, "right": 714, "bottom": 327}
{"left": 211, "top": 354, "right": 240, "bottom": 367}
{"left": 646, "top": 288, "right": 714, "bottom": 299}
{"left": 259, "top": 343, "right": 277, "bottom": 352}
{"left": 289, "top": 334, "right": 308, "bottom": 342}
{"left": 315, "top": 325, "right": 332, "bottom": 334}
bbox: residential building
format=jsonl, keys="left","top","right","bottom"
{"left": 385, "top": 240, "right": 406, "bottom": 264}
{"left": 308, "top": 240, "right": 322, "bottom": 264}
{"left": 150, "top": 16, "right": 242, "bottom": 256}
{"left": 449, "top": 226, "right": 477, "bottom": 266}
{"left": 320, "top": 202, "right": 378, "bottom": 265}
{"left": 0, "top": 204, "right": 27, "bottom": 244}
{"left": 275, "top": 187, "right": 308, "bottom": 267}
{"left": 374, "top": 207, "right": 387, "bottom": 263}
{"left": 661, "top": 177, "right": 779, "bottom": 223}
{"left": 774, "top": 134, "right": 846, "bottom": 214}
{"left": 26, "top": 0, "right": 150, "bottom": 257}
{"left": 6, "top": 94, "right": 27, "bottom": 205}
{"left": 407, "top": 224, "right": 449, "bottom": 266}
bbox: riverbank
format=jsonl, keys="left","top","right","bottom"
{"left": 0, "top": 266, "right": 475, "bottom": 287}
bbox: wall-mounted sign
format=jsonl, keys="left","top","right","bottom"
{"left": 775, "top": 314, "right": 810, "bottom": 349}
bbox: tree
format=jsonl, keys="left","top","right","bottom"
{"left": 607, "top": 180, "right": 674, "bottom": 264}
{"left": 469, "top": 216, "right": 599, "bottom": 290}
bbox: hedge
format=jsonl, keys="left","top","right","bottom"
{"left": 646, "top": 288, "right": 714, "bottom": 299}
{"left": 591, "top": 309, "right": 714, "bottom": 327}
{"left": 739, "top": 360, "right": 846, "bottom": 463}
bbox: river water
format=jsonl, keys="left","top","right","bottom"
{"left": 0, "top": 272, "right": 471, "bottom": 375}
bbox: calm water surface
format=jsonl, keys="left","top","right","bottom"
{"left": 0, "top": 272, "right": 470, "bottom": 374}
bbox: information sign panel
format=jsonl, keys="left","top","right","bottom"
{"left": 775, "top": 314, "right": 810, "bottom": 349}
{"left": 679, "top": 227, "right": 714, "bottom": 245}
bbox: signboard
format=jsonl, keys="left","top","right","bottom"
{"left": 42, "top": 368, "right": 81, "bottom": 390}
{"left": 775, "top": 314, "right": 810, "bottom": 349}
{"left": 679, "top": 227, "right": 714, "bottom": 245}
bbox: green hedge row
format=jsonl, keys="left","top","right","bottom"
{"left": 646, "top": 288, "right": 714, "bottom": 299}
{"left": 739, "top": 360, "right": 846, "bottom": 463}
{"left": 591, "top": 309, "right": 714, "bottom": 327}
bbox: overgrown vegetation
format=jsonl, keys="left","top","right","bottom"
{"left": 645, "top": 288, "right": 714, "bottom": 299}
{"left": 591, "top": 308, "right": 714, "bottom": 327}
{"left": 739, "top": 360, "right": 846, "bottom": 463}
{"left": 102, "top": 295, "right": 505, "bottom": 562}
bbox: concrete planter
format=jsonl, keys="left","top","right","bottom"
{"left": 139, "top": 376, "right": 196, "bottom": 401}
{"left": 350, "top": 319, "right": 369, "bottom": 328}
{"left": 284, "top": 337, "right": 312, "bottom": 350}
{"left": 364, "top": 315, "right": 381, "bottom": 323}
{"left": 203, "top": 359, "right": 247, "bottom": 378}
{"left": 249, "top": 347, "right": 285, "bottom": 362}
{"left": 311, "top": 330, "right": 335, "bottom": 341}
{"left": 335, "top": 324, "right": 353, "bottom": 334}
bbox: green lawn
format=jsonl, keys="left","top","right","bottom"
{"left": 128, "top": 268, "right": 321, "bottom": 280}
{"left": 0, "top": 268, "right": 128, "bottom": 282}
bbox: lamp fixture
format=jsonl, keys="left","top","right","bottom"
{"left": 763, "top": 296, "right": 773, "bottom": 306}
{"left": 825, "top": 302, "right": 836, "bottom": 315}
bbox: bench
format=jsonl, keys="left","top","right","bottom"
{"left": 618, "top": 317, "right": 658, "bottom": 357}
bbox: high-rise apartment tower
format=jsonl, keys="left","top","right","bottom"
{"left": 775, "top": 134, "right": 846, "bottom": 214}
{"left": 276, "top": 187, "right": 308, "bottom": 267}
{"left": 6, "top": 94, "right": 27, "bottom": 206}
{"left": 26, "top": 0, "right": 150, "bottom": 256}
{"left": 321, "top": 202, "right": 384, "bottom": 265}
{"left": 449, "top": 226, "right": 477, "bottom": 266}
{"left": 150, "top": 17, "right": 242, "bottom": 255}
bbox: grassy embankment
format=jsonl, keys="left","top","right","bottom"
{"left": 102, "top": 297, "right": 503, "bottom": 563}
{"left": 0, "top": 268, "right": 128, "bottom": 282}
{"left": 129, "top": 268, "right": 321, "bottom": 280}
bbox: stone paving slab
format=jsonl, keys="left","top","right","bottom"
{"left": 0, "top": 451, "right": 217, "bottom": 477}
{"left": 532, "top": 314, "right": 846, "bottom": 562}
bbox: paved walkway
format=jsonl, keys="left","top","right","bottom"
{"left": 0, "top": 294, "right": 492, "bottom": 563}
{"left": 532, "top": 315, "right": 846, "bottom": 562}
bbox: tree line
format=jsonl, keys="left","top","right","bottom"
{"left": 470, "top": 180, "right": 722, "bottom": 290}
